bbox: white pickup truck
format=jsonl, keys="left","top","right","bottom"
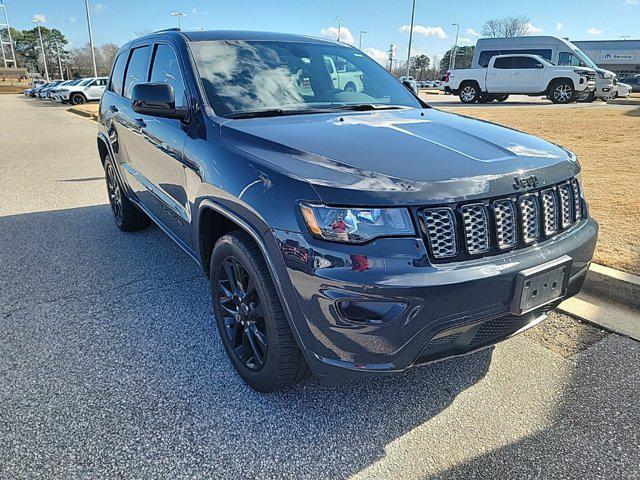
{"left": 444, "top": 54, "right": 596, "bottom": 104}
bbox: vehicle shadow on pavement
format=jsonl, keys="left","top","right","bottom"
{"left": 0, "top": 204, "right": 492, "bottom": 478}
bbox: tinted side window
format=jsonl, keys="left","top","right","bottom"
{"left": 150, "top": 44, "right": 186, "bottom": 107}
{"left": 123, "top": 46, "right": 151, "bottom": 99}
{"left": 109, "top": 52, "right": 128, "bottom": 95}
{"left": 515, "top": 57, "right": 543, "bottom": 69}
{"left": 493, "top": 57, "right": 513, "bottom": 69}
{"left": 478, "top": 50, "right": 499, "bottom": 68}
{"left": 95, "top": 78, "right": 108, "bottom": 87}
{"left": 558, "top": 52, "right": 582, "bottom": 67}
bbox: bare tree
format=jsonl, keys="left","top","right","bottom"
{"left": 481, "top": 19, "right": 503, "bottom": 38}
{"left": 481, "top": 15, "right": 531, "bottom": 38}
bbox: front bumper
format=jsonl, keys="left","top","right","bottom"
{"left": 269, "top": 218, "right": 598, "bottom": 383}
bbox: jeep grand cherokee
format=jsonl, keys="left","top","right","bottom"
{"left": 97, "top": 30, "right": 598, "bottom": 392}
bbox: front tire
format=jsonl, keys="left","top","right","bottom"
{"left": 211, "top": 231, "right": 308, "bottom": 392}
{"left": 494, "top": 94, "right": 509, "bottom": 102}
{"left": 577, "top": 91, "right": 596, "bottom": 103}
{"left": 459, "top": 83, "right": 480, "bottom": 103}
{"left": 343, "top": 82, "right": 357, "bottom": 92}
{"left": 549, "top": 81, "right": 575, "bottom": 104}
{"left": 104, "top": 155, "right": 150, "bottom": 231}
{"left": 70, "top": 93, "right": 86, "bottom": 105}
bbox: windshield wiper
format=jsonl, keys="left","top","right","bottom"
{"left": 323, "top": 104, "right": 409, "bottom": 112}
{"left": 225, "top": 108, "right": 328, "bottom": 119}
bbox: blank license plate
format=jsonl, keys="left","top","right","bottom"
{"left": 510, "top": 256, "right": 572, "bottom": 315}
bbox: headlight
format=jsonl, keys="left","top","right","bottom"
{"left": 597, "top": 71, "right": 613, "bottom": 80}
{"left": 300, "top": 204, "right": 415, "bottom": 244}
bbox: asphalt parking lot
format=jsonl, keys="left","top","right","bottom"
{"left": 420, "top": 91, "right": 635, "bottom": 108}
{"left": 1, "top": 95, "right": 640, "bottom": 479}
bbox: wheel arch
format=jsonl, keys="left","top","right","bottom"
{"left": 546, "top": 77, "right": 574, "bottom": 93}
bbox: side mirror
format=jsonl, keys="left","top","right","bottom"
{"left": 536, "top": 63, "right": 544, "bottom": 69}
{"left": 402, "top": 80, "right": 417, "bottom": 94}
{"left": 132, "top": 82, "right": 188, "bottom": 120}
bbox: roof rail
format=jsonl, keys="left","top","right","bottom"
{"left": 152, "top": 27, "right": 181, "bottom": 34}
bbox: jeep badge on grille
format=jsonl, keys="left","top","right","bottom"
{"left": 513, "top": 175, "right": 539, "bottom": 190}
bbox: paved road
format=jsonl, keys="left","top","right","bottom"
{"left": 1, "top": 95, "right": 639, "bottom": 479}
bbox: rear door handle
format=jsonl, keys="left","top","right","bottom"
{"left": 109, "top": 105, "right": 118, "bottom": 113}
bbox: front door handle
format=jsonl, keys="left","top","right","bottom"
{"left": 109, "top": 105, "right": 118, "bottom": 113}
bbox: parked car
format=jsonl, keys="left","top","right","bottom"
{"left": 29, "top": 82, "right": 51, "bottom": 97}
{"left": 98, "top": 30, "right": 597, "bottom": 392}
{"left": 24, "top": 79, "right": 45, "bottom": 95}
{"left": 605, "top": 82, "right": 632, "bottom": 100}
{"left": 444, "top": 54, "right": 595, "bottom": 103}
{"left": 53, "top": 77, "right": 108, "bottom": 104}
{"left": 618, "top": 76, "right": 640, "bottom": 93}
{"left": 48, "top": 79, "right": 83, "bottom": 100}
{"left": 471, "top": 36, "right": 616, "bottom": 102}
{"left": 399, "top": 75, "right": 419, "bottom": 94}
{"left": 37, "top": 80, "right": 63, "bottom": 99}
{"left": 323, "top": 55, "right": 364, "bottom": 92}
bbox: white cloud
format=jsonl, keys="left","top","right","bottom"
{"left": 32, "top": 13, "right": 47, "bottom": 23}
{"left": 364, "top": 47, "right": 388, "bottom": 65}
{"left": 191, "top": 8, "right": 208, "bottom": 15}
{"left": 556, "top": 21, "right": 564, "bottom": 31}
{"left": 625, "top": 0, "right": 637, "bottom": 5}
{"left": 466, "top": 28, "right": 480, "bottom": 37}
{"left": 320, "top": 26, "right": 355, "bottom": 45}
{"left": 92, "top": 3, "right": 107, "bottom": 14}
{"left": 68, "top": 16, "right": 77, "bottom": 23}
{"left": 586, "top": 27, "right": 603, "bottom": 35}
{"left": 457, "top": 37, "right": 474, "bottom": 46}
{"left": 399, "top": 24, "right": 448, "bottom": 39}
{"left": 525, "top": 22, "right": 544, "bottom": 34}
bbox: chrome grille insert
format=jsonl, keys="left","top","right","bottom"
{"left": 420, "top": 177, "right": 583, "bottom": 262}
{"left": 570, "top": 179, "right": 582, "bottom": 220}
{"left": 540, "top": 188, "right": 559, "bottom": 236}
{"left": 492, "top": 199, "right": 517, "bottom": 250}
{"left": 461, "top": 204, "right": 490, "bottom": 254}
{"left": 519, "top": 195, "right": 540, "bottom": 244}
{"left": 558, "top": 183, "right": 573, "bottom": 228}
{"left": 421, "top": 208, "right": 457, "bottom": 259}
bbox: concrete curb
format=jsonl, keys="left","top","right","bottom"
{"left": 67, "top": 107, "right": 98, "bottom": 121}
{"left": 607, "top": 98, "right": 640, "bottom": 106}
{"left": 583, "top": 263, "right": 640, "bottom": 309}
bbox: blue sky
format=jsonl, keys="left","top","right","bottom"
{"left": 6, "top": 0, "right": 640, "bottom": 63}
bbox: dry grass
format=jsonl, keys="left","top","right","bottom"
{"left": 440, "top": 105, "right": 640, "bottom": 275}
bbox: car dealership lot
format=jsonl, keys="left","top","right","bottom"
{"left": 1, "top": 95, "right": 640, "bottom": 478}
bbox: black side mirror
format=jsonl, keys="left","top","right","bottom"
{"left": 132, "top": 82, "right": 188, "bottom": 120}
{"left": 402, "top": 80, "right": 417, "bottom": 94}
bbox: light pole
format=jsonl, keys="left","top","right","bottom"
{"left": 31, "top": 17, "right": 49, "bottom": 81}
{"left": 449, "top": 23, "right": 460, "bottom": 70}
{"left": 55, "top": 42, "right": 64, "bottom": 80}
{"left": 84, "top": 0, "right": 98, "bottom": 77}
{"left": 335, "top": 17, "right": 343, "bottom": 42}
{"left": 405, "top": 0, "right": 416, "bottom": 78}
{"left": 359, "top": 31, "right": 366, "bottom": 50}
{"left": 0, "top": 0, "right": 17, "bottom": 68}
{"left": 171, "top": 12, "right": 187, "bottom": 29}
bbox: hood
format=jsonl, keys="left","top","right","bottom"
{"left": 220, "top": 108, "right": 579, "bottom": 206}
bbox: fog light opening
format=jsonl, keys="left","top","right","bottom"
{"left": 337, "top": 300, "right": 407, "bottom": 325}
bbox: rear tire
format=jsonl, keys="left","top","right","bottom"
{"left": 459, "top": 83, "right": 480, "bottom": 103}
{"left": 343, "top": 82, "right": 357, "bottom": 92}
{"left": 103, "top": 155, "right": 150, "bottom": 231}
{"left": 210, "top": 231, "right": 309, "bottom": 392}
{"left": 548, "top": 81, "right": 575, "bottom": 104}
{"left": 494, "top": 94, "right": 509, "bottom": 102}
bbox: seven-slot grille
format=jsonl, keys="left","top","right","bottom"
{"left": 420, "top": 178, "right": 584, "bottom": 261}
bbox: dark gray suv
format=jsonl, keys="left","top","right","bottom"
{"left": 97, "top": 30, "right": 598, "bottom": 392}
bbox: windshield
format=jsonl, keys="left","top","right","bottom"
{"left": 572, "top": 47, "right": 598, "bottom": 69}
{"left": 189, "top": 40, "right": 421, "bottom": 117}
{"left": 79, "top": 78, "right": 93, "bottom": 86}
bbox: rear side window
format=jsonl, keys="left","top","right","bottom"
{"left": 493, "top": 57, "right": 513, "bottom": 69}
{"left": 109, "top": 52, "right": 128, "bottom": 95}
{"left": 123, "top": 46, "right": 151, "bottom": 99}
{"left": 478, "top": 50, "right": 499, "bottom": 68}
{"left": 515, "top": 57, "right": 543, "bottom": 69}
{"left": 150, "top": 44, "right": 186, "bottom": 107}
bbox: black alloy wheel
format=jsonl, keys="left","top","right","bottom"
{"left": 105, "top": 161, "right": 123, "bottom": 224}
{"left": 217, "top": 256, "right": 268, "bottom": 371}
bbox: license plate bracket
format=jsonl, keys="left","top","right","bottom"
{"left": 510, "top": 256, "right": 572, "bottom": 315}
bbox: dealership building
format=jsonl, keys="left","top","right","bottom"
{"left": 572, "top": 39, "right": 640, "bottom": 77}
